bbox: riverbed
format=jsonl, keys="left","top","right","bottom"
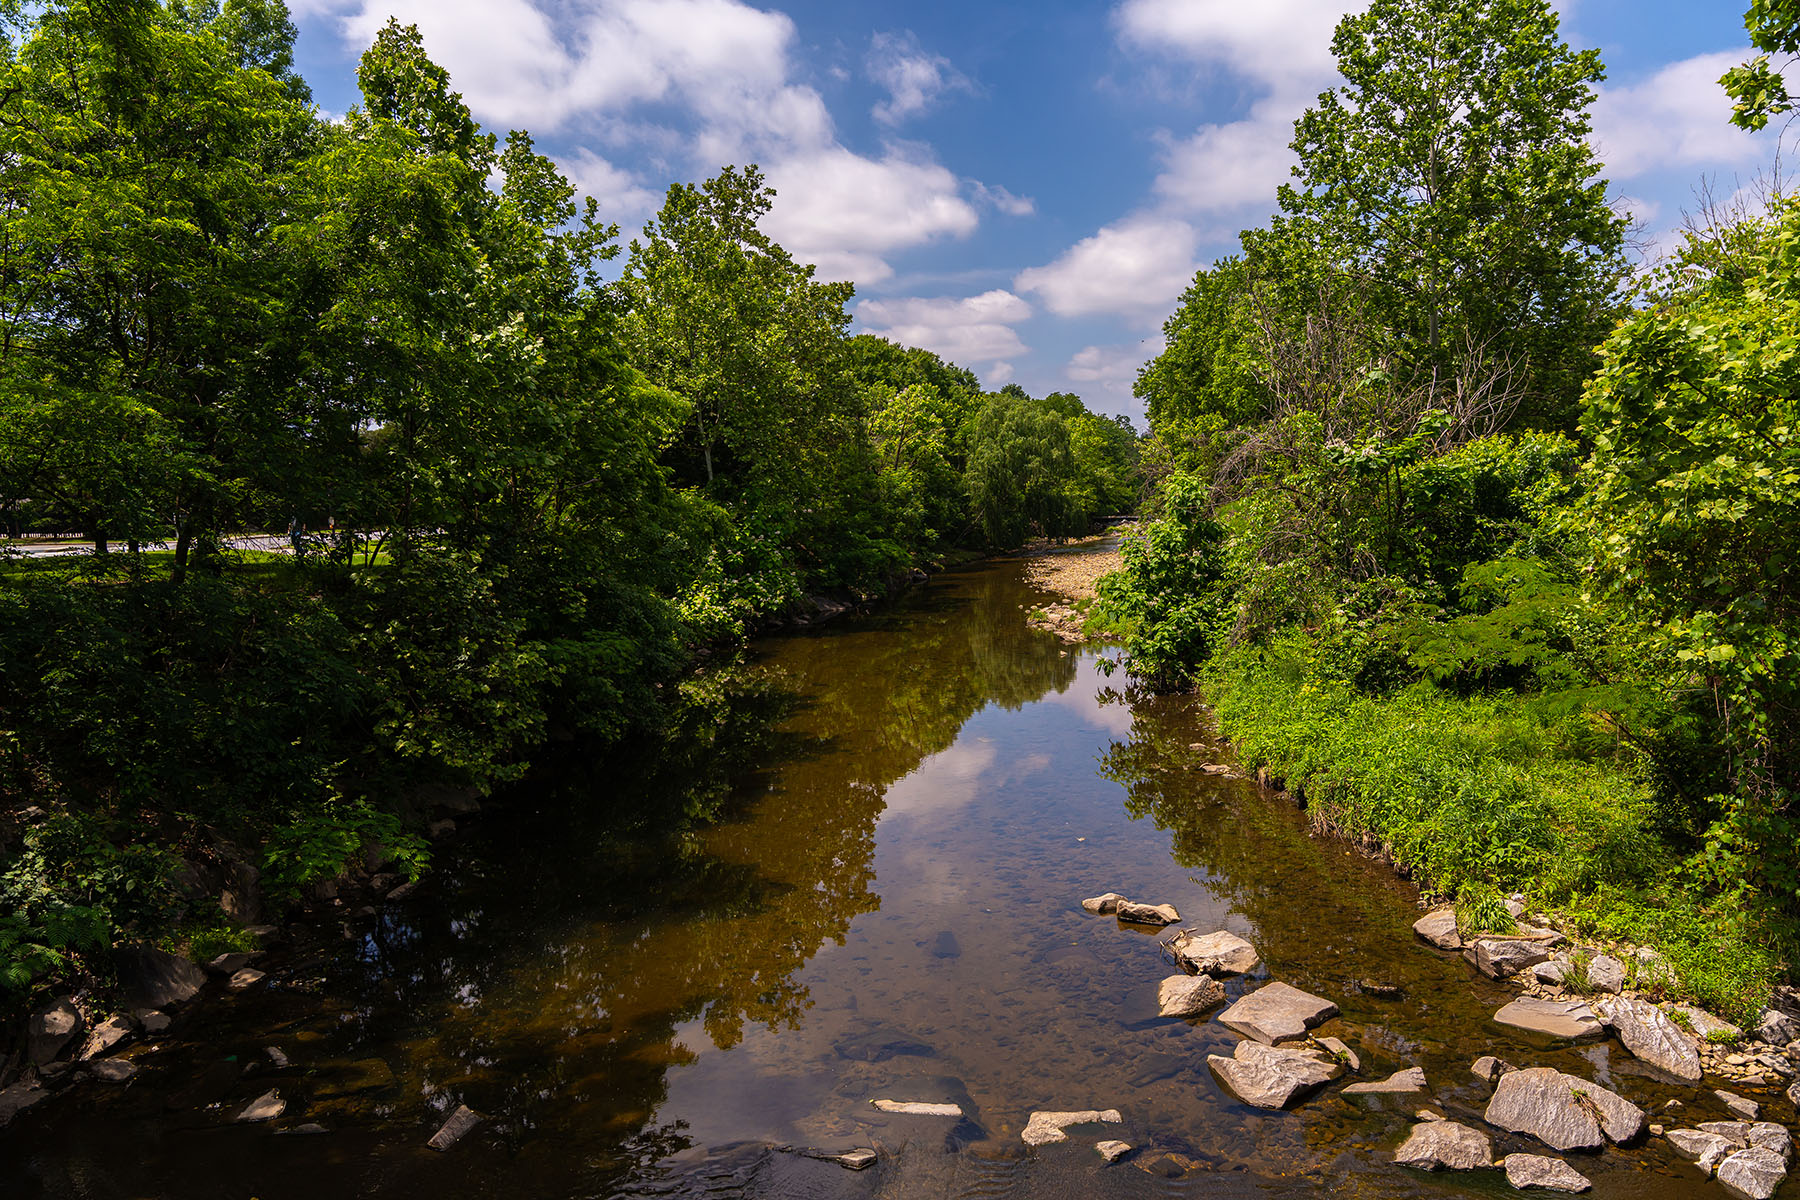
{"left": 0, "top": 545, "right": 1752, "bottom": 1197}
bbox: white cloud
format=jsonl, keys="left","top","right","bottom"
{"left": 559, "top": 148, "right": 662, "bottom": 224}
{"left": 1067, "top": 340, "right": 1161, "bottom": 385}
{"left": 763, "top": 147, "right": 979, "bottom": 284}
{"left": 858, "top": 289, "right": 1032, "bottom": 367}
{"left": 971, "top": 181, "right": 1036, "bottom": 216}
{"left": 1590, "top": 51, "right": 1778, "bottom": 180}
{"left": 1014, "top": 216, "right": 1199, "bottom": 319}
{"left": 1114, "top": 0, "right": 1354, "bottom": 93}
{"left": 867, "top": 31, "right": 972, "bottom": 126}
{"left": 986, "top": 361, "right": 1016, "bottom": 385}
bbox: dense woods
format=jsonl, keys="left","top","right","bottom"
{"left": 1098, "top": 0, "right": 1800, "bottom": 1016}
{"left": 0, "top": 2, "right": 1135, "bottom": 998}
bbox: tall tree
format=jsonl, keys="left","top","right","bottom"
{"left": 1722, "top": 0, "right": 1800, "bottom": 131}
{"left": 1255, "top": 0, "right": 1627, "bottom": 430}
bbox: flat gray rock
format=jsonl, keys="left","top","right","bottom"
{"left": 1472, "top": 1055, "right": 1515, "bottom": 1085}
{"left": 1485, "top": 1067, "right": 1645, "bottom": 1152}
{"left": 78, "top": 1016, "right": 133, "bottom": 1061}
{"left": 85, "top": 1059, "right": 137, "bottom": 1083}
{"left": 1207, "top": 1040, "right": 1343, "bottom": 1109}
{"left": 1599, "top": 997, "right": 1701, "bottom": 1082}
{"left": 1394, "top": 1120, "right": 1492, "bottom": 1170}
{"left": 1669, "top": 1128, "right": 1737, "bottom": 1172}
{"left": 1532, "top": 961, "right": 1569, "bottom": 985}
{"left": 428, "top": 1104, "right": 483, "bottom": 1151}
{"left": 1717, "top": 1147, "right": 1788, "bottom": 1200}
{"left": 1217, "top": 982, "right": 1338, "bottom": 1045}
{"left": 1716, "top": 1090, "right": 1761, "bottom": 1120}
{"left": 1166, "top": 929, "right": 1260, "bottom": 976}
{"left": 1675, "top": 1004, "right": 1742, "bottom": 1042}
{"left": 1585, "top": 954, "right": 1626, "bottom": 994}
{"left": 1021, "top": 1108, "right": 1122, "bottom": 1146}
{"left": 27, "top": 999, "right": 81, "bottom": 1066}
{"left": 1081, "top": 892, "right": 1125, "bottom": 914}
{"left": 1503, "top": 1152, "right": 1592, "bottom": 1192}
{"left": 1494, "top": 997, "right": 1605, "bottom": 1042}
{"left": 1749, "top": 1122, "right": 1792, "bottom": 1162}
{"left": 872, "top": 1100, "right": 962, "bottom": 1116}
{"left": 1116, "top": 900, "right": 1180, "bottom": 925}
{"left": 1157, "top": 974, "right": 1225, "bottom": 1018}
{"left": 1095, "top": 1139, "right": 1132, "bottom": 1163}
{"left": 238, "top": 1089, "right": 285, "bottom": 1123}
{"left": 1343, "top": 1067, "right": 1427, "bottom": 1095}
{"left": 1699, "top": 1120, "right": 1754, "bottom": 1144}
{"left": 832, "top": 1148, "right": 876, "bottom": 1170}
{"left": 1465, "top": 938, "right": 1552, "bottom": 978}
{"left": 228, "top": 967, "right": 266, "bottom": 991}
{"left": 1413, "top": 909, "right": 1463, "bottom": 950}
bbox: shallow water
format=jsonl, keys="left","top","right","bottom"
{"left": 0, "top": 547, "right": 1774, "bottom": 1197}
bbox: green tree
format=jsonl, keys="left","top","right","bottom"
{"left": 1135, "top": 256, "right": 1269, "bottom": 432}
{"left": 1722, "top": 0, "right": 1800, "bottom": 131}
{"left": 1258, "top": 0, "right": 1627, "bottom": 429}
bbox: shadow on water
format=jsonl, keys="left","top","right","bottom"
{"left": 0, "top": 551, "right": 1757, "bottom": 1199}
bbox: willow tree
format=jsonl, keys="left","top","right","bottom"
{"left": 1253, "top": 0, "right": 1628, "bottom": 430}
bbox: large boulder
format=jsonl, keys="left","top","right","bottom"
{"left": 1217, "top": 982, "right": 1339, "bottom": 1045}
{"left": 1484, "top": 1067, "right": 1646, "bottom": 1152}
{"left": 1465, "top": 938, "right": 1552, "bottom": 979}
{"left": 1166, "top": 929, "right": 1260, "bottom": 976}
{"left": 27, "top": 999, "right": 81, "bottom": 1066}
{"left": 1394, "top": 1120, "right": 1492, "bottom": 1170}
{"left": 1494, "top": 998, "right": 1606, "bottom": 1042}
{"left": 1207, "top": 1040, "right": 1343, "bottom": 1109}
{"left": 114, "top": 945, "right": 205, "bottom": 1009}
{"left": 1598, "top": 997, "right": 1702, "bottom": 1082}
{"left": 1157, "top": 974, "right": 1225, "bottom": 1018}
{"left": 1717, "top": 1147, "right": 1789, "bottom": 1200}
{"left": 1116, "top": 900, "right": 1180, "bottom": 926}
{"left": 1413, "top": 909, "right": 1463, "bottom": 950}
{"left": 1503, "top": 1153, "right": 1592, "bottom": 1192}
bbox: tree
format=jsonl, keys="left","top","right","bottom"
{"left": 1135, "top": 256, "right": 1269, "bottom": 432}
{"left": 1722, "top": 0, "right": 1800, "bottom": 131}
{"left": 1258, "top": 0, "right": 1627, "bottom": 430}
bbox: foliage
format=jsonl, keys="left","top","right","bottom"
{"left": 1094, "top": 473, "right": 1231, "bottom": 689}
{"left": 1722, "top": 0, "right": 1800, "bottom": 130}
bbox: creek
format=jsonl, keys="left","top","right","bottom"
{"left": 0, "top": 543, "right": 1728, "bottom": 1197}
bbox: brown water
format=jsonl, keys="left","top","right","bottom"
{"left": 0, "top": 547, "right": 1762, "bottom": 1198}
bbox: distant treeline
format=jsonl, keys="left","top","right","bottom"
{"left": 0, "top": 2, "right": 1138, "bottom": 998}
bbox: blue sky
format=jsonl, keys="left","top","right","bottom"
{"left": 288, "top": 0, "right": 1780, "bottom": 421}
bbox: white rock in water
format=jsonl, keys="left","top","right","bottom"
{"left": 832, "top": 1148, "right": 876, "bottom": 1171}
{"left": 1317, "top": 1036, "right": 1359, "bottom": 1071}
{"left": 872, "top": 1100, "right": 963, "bottom": 1116}
{"left": 1394, "top": 1120, "right": 1492, "bottom": 1170}
{"left": 1668, "top": 1129, "right": 1737, "bottom": 1173}
{"left": 1502, "top": 1152, "right": 1592, "bottom": 1192}
{"left": 1342, "top": 1067, "right": 1427, "bottom": 1095}
{"left": 1717, "top": 1147, "right": 1789, "bottom": 1200}
{"left": 1599, "top": 997, "right": 1702, "bottom": 1082}
{"left": 1166, "top": 929, "right": 1260, "bottom": 976}
{"left": 1020, "top": 1108, "right": 1122, "bottom": 1146}
{"left": 228, "top": 968, "right": 266, "bottom": 991}
{"left": 1095, "top": 1140, "right": 1132, "bottom": 1163}
{"left": 1749, "top": 1122, "right": 1792, "bottom": 1162}
{"left": 1081, "top": 892, "right": 1125, "bottom": 914}
{"left": 238, "top": 1089, "right": 285, "bottom": 1123}
{"left": 1115, "top": 900, "right": 1180, "bottom": 925}
{"left": 427, "top": 1104, "right": 483, "bottom": 1151}
{"left": 1217, "top": 982, "right": 1339, "bottom": 1045}
{"left": 1471, "top": 1055, "right": 1515, "bottom": 1085}
{"left": 1716, "top": 1090, "right": 1761, "bottom": 1120}
{"left": 1465, "top": 938, "right": 1551, "bottom": 978}
{"left": 1485, "top": 1067, "right": 1645, "bottom": 1152}
{"left": 1157, "top": 974, "right": 1225, "bottom": 1018}
{"left": 1493, "top": 997, "right": 1605, "bottom": 1042}
{"left": 1207, "top": 1040, "right": 1343, "bottom": 1109}
{"left": 1413, "top": 909, "right": 1463, "bottom": 950}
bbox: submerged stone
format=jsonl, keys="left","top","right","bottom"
{"left": 1343, "top": 1067, "right": 1427, "bottom": 1095}
{"left": 1020, "top": 1108, "right": 1122, "bottom": 1146}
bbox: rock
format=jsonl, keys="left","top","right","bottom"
{"left": 1020, "top": 1108, "right": 1122, "bottom": 1146}
{"left": 27, "top": 999, "right": 81, "bottom": 1066}
{"left": 1585, "top": 955, "right": 1626, "bottom": 994}
{"left": 1517, "top": 925, "right": 1567, "bottom": 945}
{"left": 1676, "top": 1005, "right": 1743, "bottom": 1042}
{"left": 0, "top": 1081, "right": 47, "bottom": 1128}
{"left": 1318, "top": 1036, "right": 1360, "bottom": 1071}
{"left": 1217, "top": 982, "right": 1339, "bottom": 1045}
{"left": 1668, "top": 1129, "right": 1737, "bottom": 1172}
{"left": 1157, "top": 974, "right": 1225, "bottom": 1018}
{"left": 1465, "top": 938, "right": 1552, "bottom": 979}
{"left": 1699, "top": 1120, "right": 1754, "bottom": 1144}
{"left": 1166, "top": 929, "right": 1260, "bottom": 976}
{"left": 1472, "top": 1055, "right": 1516, "bottom": 1085}
{"left": 871, "top": 1100, "right": 962, "bottom": 1116}
{"left": 86, "top": 1059, "right": 137, "bottom": 1083}
{"left": 1357, "top": 979, "right": 1405, "bottom": 999}
{"left": 228, "top": 967, "right": 266, "bottom": 991}
{"left": 238, "top": 1089, "right": 286, "bottom": 1122}
{"left": 831, "top": 1148, "right": 877, "bottom": 1170}
{"left": 1532, "top": 961, "right": 1570, "bottom": 985}
{"left": 1417, "top": 1109, "right": 1445, "bottom": 1121}
{"left": 206, "top": 951, "right": 260, "bottom": 976}
{"left": 1507, "top": 897, "right": 1528, "bottom": 917}
{"left": 834, "top": 1030, "right": 934, "bottom": 1062}
{"left": 266, "top": 1046, "right": 290, "bottom": 1068}
{"left": 1207, "top": 1040, "right": 1343, "bottom": 1109}
{"left": 78, "top": 1015, "right": 133, "bottom": 1060}
{"left": 1504, "top": 1153, "right": 1592, "bottom": 1192}
{"left": 1394, "top": 1120, "right": 1493, "bottom": 1170}
{"left": 1081, "top": 892, "right": 1125, "bottom": 915}
{"left": 1095, "top": 1139, "right": 1132, "bottom": 1163}
{"left": 114, "top": 945, "right": 205, "bottom": 1009}
{"left": 138, "top": 1011, "right": 171, "bottom": 1035}
{"left": 1756, "top": 1008, "right": 1800, "bottom": 1046}
{"left": 427, "top": 1104, "right": 483, "bottom": 1151}
{"left": 1598, "top": 997, "right": 1702, "bottom": 1082}
{"left": 1717, "top": 1090, "right": 1762, "bottom": 1120}
{"left": 1717, "top": 1147, "right": 1789, "bottom": 1200}
{"left": 1789, "top": 1078, "right": 1800, "bottom": 1108}
{"left": 1493, "top": 997, "right": 1606, "bottom": 1042}
{"left": 1749, "top": 1122, "right": 1792, "bottom": 1161}
{"left": 1343, "top": 1067, "right": 1428, "bottom": 1095}
{"left": 930, "top": 931, "right": 961, "bottom": 959}
{"left": 1116, "top": 900, "right": 1180, "bottom": 925}
{"left": 1485, "top": 1067, "right": 1646, "bottom": 1152}
{"left": 1414, "top": 909, "right": 1463, "bottom": 950}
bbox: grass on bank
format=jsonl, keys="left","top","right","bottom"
{"left": 1204, "top": 638, "right": 1788, "bottom": 1022}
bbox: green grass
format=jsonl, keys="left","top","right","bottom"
{"left": 1205, "top": 638, "right": 1787, "bottom": 1022}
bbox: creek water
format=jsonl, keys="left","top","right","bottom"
{"left": 0, "top": 545, "right": 1753, "bottom": 1198}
